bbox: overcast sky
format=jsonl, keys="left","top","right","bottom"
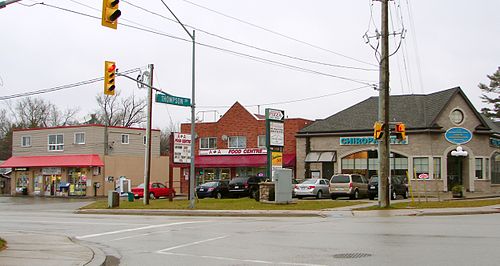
{"left": 1, "top": 0, "right": 499, "bottom": 130}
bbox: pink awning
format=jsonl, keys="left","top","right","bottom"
{"left": 0, "top": 154, "right": 104, "bottom": 168}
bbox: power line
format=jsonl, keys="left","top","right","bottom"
{"left": 198, "top": 85, "right": 373, "bottom": 109}
{"left": 179, "top": 0, "right": 377, "bottom": 67}
{"left": 0, "top": 68, "right": 142, "bottom": 101}
{"left": 122, "top": 0, "right": 376, "bottom": 72}
{"left": 34, "top": 2, "right": 375, "bottom": 86}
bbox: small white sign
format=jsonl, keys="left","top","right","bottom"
{"left": 42, "top": 167, "right": 62, "bottom": 175}
{"left": 270, "top": 121, "right": 284, "bottom": 146}
{"left": 418, "top": 173, "right": 429, "bottom": 179}
{"left": 174, "top": 133, "right": 192, "bottom": 163}
{"left": 267, "top": 109, "right": 284, "bottom": 121}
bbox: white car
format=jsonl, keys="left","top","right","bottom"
{"left": 293, "top": 178, "right": 330, "bottom": 199}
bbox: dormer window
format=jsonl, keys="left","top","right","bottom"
{"left": 450, "top": 109, "right": 464, "bottom": 125}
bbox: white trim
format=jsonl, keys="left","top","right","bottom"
{"left": 74, "top": 132, "right": 85, "bottom": 145}
{"left": 121, "top": 134, "right": 129, "bottom": 144}
{"left": 47, "top": 133, "right": 64, "bottom": 152}
{"left": 21, "top": 135, "right": 31, "bottom": 147}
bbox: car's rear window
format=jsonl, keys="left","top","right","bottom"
{"left": 331, "top": 175, "right": 349, "bottom": 183}
{"left": 229, "top": 177, "right": 248, "bottom": 184}
{"left": 301, "top": 179, "right": 317, "bottom": 184}
{"left": 203, "top": 182, "right": 218, "bottom": 187}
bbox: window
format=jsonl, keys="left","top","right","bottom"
{"left": 48, "top": 134, "right": 64, "bottom": 151}
{"left": 121, "top": 134, "right": 129, "bottom": 144}
{"left": 413, "top": 157, "right": 429, "bottom": 177}
{"left": 492, "top": 153, "right": 500, "bottom": 184}
{"left": 258, "top": 135, "right": 266, "bottom": 148}
{"left": 450, "top": 109, "right": 464, "bottom": 124}
{"left": 21, "top": 136, "right": 31, "bottom": 147}
{"left": 433, "top": 157, "right": 441, "bottom": 179}
{"left": 200, "top": 137, "right": 217, "bottom": 149}
{"left": 476, "top": 158, "right": 483, "bottom": 179}
{"left": 228, "top": 136, "right": 246, "bottom": 148}
{"left": 74, "top": 132, "right": 85, "bottom": 144}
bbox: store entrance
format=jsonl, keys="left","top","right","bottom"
{"left": 447, "top": 155, "right": 463, "bottom": 191}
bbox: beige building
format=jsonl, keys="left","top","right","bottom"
{"left": 0, "top": 124, "right": 172, "bottom": 197}
{"left": 296, "top": 87, "right": 500, "bottom": 193}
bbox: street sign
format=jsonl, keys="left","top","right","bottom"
{"left": 155, "top": 92, "right": 191, "bottom": 107}
{"left": 266, "top": 109, "right": 284, "bottom": 121}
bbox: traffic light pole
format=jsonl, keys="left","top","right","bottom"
{"left": 378, "top": 0, "right": 390, "bottom": 208}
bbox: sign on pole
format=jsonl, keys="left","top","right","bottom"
{"left": 266, "top": 108, "right": 284, "bottom": 178}
{"left": 156, "top": 92, "right": 191, "bottom": 107}
{"left": 173, "top": 133, "right": 191, "bottom": 163}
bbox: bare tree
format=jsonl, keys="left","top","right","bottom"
{"left": 160, "top": 122, "right": 179, "bottom": 156}
{"left": 95, "top": 92, "right": 147, "bottom": 127}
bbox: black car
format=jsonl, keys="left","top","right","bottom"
{"left": 368, "top": 175, "right": 408, "bottom": 200}
{"left": 228, "top": 176, "right": 270, "bottom": 198}
{"left": 196, "top": 180, "right": 229, "bottom": 199}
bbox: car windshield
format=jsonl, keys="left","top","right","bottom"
{"left": 369, "top": 176, "right": 379, "bottom": 183}
{"left": 331, "top": 175, "right": 349, "bottom": 183}
{"left": 301, "top": 179, "right": 317, "bottom": 184}
{"left": 202, "top": 182, "right": 218, "bottom": 187}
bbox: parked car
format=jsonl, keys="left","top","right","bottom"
{"left": 367, "top": 175, "right": 408, "bottom": 200}
{"left": 329, "top": 174, "right": 368, "bottom": 200}
{"left": 196, "top": 180, "right": 229, "bottom": 199}
{"left": 228, "top": 176, "right": 270, "bottom": 198}
{"left": 293, "top": 178, "right": 330, "bottom": 199}
{"left": 131, "top": 182, "right": 176, "bottom": 200}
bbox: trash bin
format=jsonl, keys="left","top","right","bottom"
{"left": 127, "top": 192, "right": 134, "bottom": 202}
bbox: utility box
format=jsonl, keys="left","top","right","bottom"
{"left": 108, "top": 191, "right": 119, "bottom": 208}
{"left": 272, "top": 168, "right": 293, "bottom": 203}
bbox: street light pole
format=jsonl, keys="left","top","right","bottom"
{"left": 160, "top": 1, "right": 196, "bottom": 208}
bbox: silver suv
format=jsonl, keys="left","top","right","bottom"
{"left": 329, "top": 174, "right": 368, "bottom": 200}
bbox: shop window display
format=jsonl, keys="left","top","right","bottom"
{"left": 68, "top": 168, "right": 87, "bottom": 196}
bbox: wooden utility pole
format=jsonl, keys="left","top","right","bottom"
{"left": 143, "top": 64, "right": 154, "bottom": 205}
{"left": 378, "top": 0, "right": 390, "bottom": 207}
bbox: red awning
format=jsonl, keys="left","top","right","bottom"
{"left": 0, "top": 154, "right": 104, "bottom": 168}
{"left": 195, "top": 154, "right": 296, "bottom": 168}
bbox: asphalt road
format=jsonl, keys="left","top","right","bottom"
{"left": 1, "top": 197, "right": 500, "bottom": 266}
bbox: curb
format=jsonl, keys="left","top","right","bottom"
{"left": 71, "top": 237, "right": 106, "bottom": 266}
{"left": 76, "top": 209, "right": 325, "bottom": 217}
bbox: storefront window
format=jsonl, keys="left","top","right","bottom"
{"left": 258, "top": 135, "right": 266, "bottom": 148}
{"left": 68, "top": 168, "right": 87, "bottom": 196}
{"left": 475, "top": 158, "right": 483, "bottom": 179}
{"left": 413, "top": 157, "right": 429, "bottom": 178}
{"left": 433, "top": 158, "right": 441, "bottom": 179}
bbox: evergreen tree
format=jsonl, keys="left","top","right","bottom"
{"left": 479, "top": 67, "right": 500, "bottom": 120}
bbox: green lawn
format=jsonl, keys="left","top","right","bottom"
{"left": 0, "top": 238, "right": 6, "bottom": 251}
{"left": 81, "top": 198, "right": 363, "bottom": 211}
{"left": 358, "top": 198, "right": 500, "bottom": 210}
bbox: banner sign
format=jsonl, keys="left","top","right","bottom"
{"left": 340, "top": 136, "right": 408, "bottom": 145}
{"left": 199, "top": 148, "right": 266, "bottom": 156}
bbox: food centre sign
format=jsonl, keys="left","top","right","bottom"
{"left": 199, "top": 148, "right": 266, "bottom": 156}
{"left": 173, "top": 133, "right": 191, "bottom": 163}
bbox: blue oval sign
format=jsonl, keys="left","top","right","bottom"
{"left": 445, "top": 127, "right": 472, "bottom": 145}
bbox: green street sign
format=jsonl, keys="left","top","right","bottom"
{"left": 155, "top": 92, "right": 191, "bottom": 107}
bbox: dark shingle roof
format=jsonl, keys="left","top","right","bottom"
{"left": 300, "top": 87, "right": 487, "bottom": 134}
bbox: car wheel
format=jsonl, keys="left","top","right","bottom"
{"left": 391, "top": 190, "right": 397, "bottom": 200}
{"left": 331, "top": 195, "right": 337, "bottom": 200}
{"left": 316, "top": 190, "right": 323, "bottom": 199}
{"left": 216, "top": 192, "right": 222, "bottom": 199}
{"left": 350, "top": 190, "right": 359, "bottom": 200}
{"left": 297, "top": 196, "right": 303, "bottom": 199}
{"left": 149, "top": 192, "right": 155, "bottom": 200}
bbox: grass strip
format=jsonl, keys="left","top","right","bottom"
{"left": 357, "top": 198, "right": 500, "bottom": 210}
{"left": 81, "top": 198, "right": 363, "bottom": 211}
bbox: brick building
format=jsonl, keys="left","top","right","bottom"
{"left": 180, "top": 102, "right": 311, "bottom": 189}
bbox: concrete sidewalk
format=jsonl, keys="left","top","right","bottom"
{"left": 0, "top": 232, "right": 105, "bottom": 266}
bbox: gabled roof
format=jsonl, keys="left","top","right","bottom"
{"left": 299, "top": 87, "right": 491, "bottom": 134}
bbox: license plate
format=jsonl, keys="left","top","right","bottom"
{"left": 199, "top": 189, "right": 204, "bottom": 191}
{"left": 235, "top": 186, "right": 239, "bottom": 189}
{"left": 335, "top": 188, "right": 343, "bottom": 191}
{"left": 370, "top": 186, "right": 376, "bottom": 189}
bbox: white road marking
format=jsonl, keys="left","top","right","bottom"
{"left": 107, "top": 230, "right": 172, "bottom": 242}
{"left": 156, "top": 235, "right": 228, "bottom": 253}
{"left": 76, "top": 221, "right": 207, "bottom": 239}
{"left": 158, "top": 251, "right": 327, "bottom": 266}
{"left": 0, "top": 219, "right": 150, "bottom": 226}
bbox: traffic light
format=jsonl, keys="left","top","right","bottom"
{"left": 104, "top": 61, "right": 116, "bottom": 95}
{"left": 101, "top": 0, "right": 121, "bottom": 29}
{"left": 373, "top": 121, "right": 384, "bottom": 140}
{"left": 395, "top": 123, "right": 406, "bottom": 140}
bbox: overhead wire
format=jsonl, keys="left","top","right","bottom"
{"left": 34, "top": 2, "right": 376, "bottom": 86}
{"left": 405, "top": 0, "right": 424, "bottom": 93}
{"left": 178, "top": 0, "right": 377, "bottom": 67}
{"left": 121, "top": 0, "right": 376, "bottom": 72}
{"left": 389, "top": 1, "right": 406, "bottom": 94}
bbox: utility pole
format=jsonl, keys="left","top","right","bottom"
{"left": 378, "top": 0, "right": 390, "bottom": 208}
{"left": 143, "top": 64, "right": 154, "bottom": 205}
